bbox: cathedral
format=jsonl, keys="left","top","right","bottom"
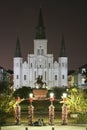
{"left": 13, "top": 8, "right": 68, "bottom": 90}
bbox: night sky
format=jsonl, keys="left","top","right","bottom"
{"left": 0, "top": 0, "right": 87, "bottom": 71}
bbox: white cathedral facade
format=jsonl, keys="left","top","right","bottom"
{"left": 13, "top": 8, "right": 68, "bottom": 90}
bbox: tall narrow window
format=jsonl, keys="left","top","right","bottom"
{"left": 24, "top": 75, "right": 26, "bottom": 80}
{"left": 49, "top": 63, "right": 50, "bottom": 68}
{"left": 55, "top": 75, "right": 57, "bottom": 80}
{"left": 16, "top": 75, "right": 19, "bottom": 79}
{"left": 41, "top": 49, "right": 44, "bottom": 55}
{"left": 62, "top": 75, "right": 64, "bottom": 79}
{"left": 40, "top": 65, "right": 41, "bottom": 68}
{"left": 31, "top": 63, "right": 32, "bottom": 68}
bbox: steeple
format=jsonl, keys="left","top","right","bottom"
{"left": 35, "top": 7, "right": 46, "bottom": 39}
{"left": 59, "top": 34, "right": 66, "bottom": 57}
{"left": 14, "top": 36, "right": 22, "bottom": 57}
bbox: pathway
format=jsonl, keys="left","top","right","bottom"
{"left": 1, "top": 125, "right": 87, "bottom": 130}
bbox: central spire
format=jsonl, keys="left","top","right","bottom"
{"left": 59, "top": 34, "right": 66, "bottom": 57}
{"left": 35, "top": 7, "right": 46, "bottom": 39}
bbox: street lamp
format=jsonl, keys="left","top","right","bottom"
{"left": 14, "top": 96, "right": 21, "bottom": 125}
{"left": 62, "top": 93, "right": 67, "bottom": 125}
{"left": 50, "top": 92, "right": 54, "bottom": 105}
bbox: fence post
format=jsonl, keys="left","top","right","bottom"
{"left": 52, "top": 126, "right": 55, "bottom": 130}
{"left": 25, "top": 127, "right": 28, "bottom": 130}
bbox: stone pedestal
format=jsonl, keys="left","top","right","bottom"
{"left": 33, "top": 89, "right": 48, "bottom": 100}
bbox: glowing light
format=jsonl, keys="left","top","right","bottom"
{"left": 63, "top": 93, "right": 67, "bottom": 98}
{"left": 50, "top": 92, "right": 54, "bottom": 98}
{"left": 29, "top": 93, "right": 33, "bottom": 98}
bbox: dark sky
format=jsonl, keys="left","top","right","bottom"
{"left": 0, "top": 0, "right": 87, "bottom": 70}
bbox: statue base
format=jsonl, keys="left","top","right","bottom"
{"left": 33, "top": 89, "right": 48, "bottom": 100}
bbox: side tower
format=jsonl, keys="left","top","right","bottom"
{"left": 13, "top": 36, "right": 23, "bottom": 90}
{"left": 59, "top": 35, "right": 68, "bottom": 87}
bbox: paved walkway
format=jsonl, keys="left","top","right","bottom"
{"left": 1, "top": 125, "right": 87, "bottom": 130}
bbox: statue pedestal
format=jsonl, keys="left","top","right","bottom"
{"left": 33, "top": 89, "right": 48, "bottom": 100}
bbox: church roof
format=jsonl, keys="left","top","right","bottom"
{"left": 35, "top": 7, "right": 46, "bottom": 39}
{"left": 59, "top": 34, "right": 67, "bottom": 57}
{"left": 14, "top": 36, "right": 22, "bottom": 57}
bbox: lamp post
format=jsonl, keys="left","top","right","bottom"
{"left": 49, "top": 92, "right": 55, "bottom": 125}
{"left": 14, "top": 96, "right": 21, "bottom": 125}
{"left": 62, "top": 93, "right": 67, "bottom": 125}
{"left": 28, "top": 93, "right": 34, "bottom": 125}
